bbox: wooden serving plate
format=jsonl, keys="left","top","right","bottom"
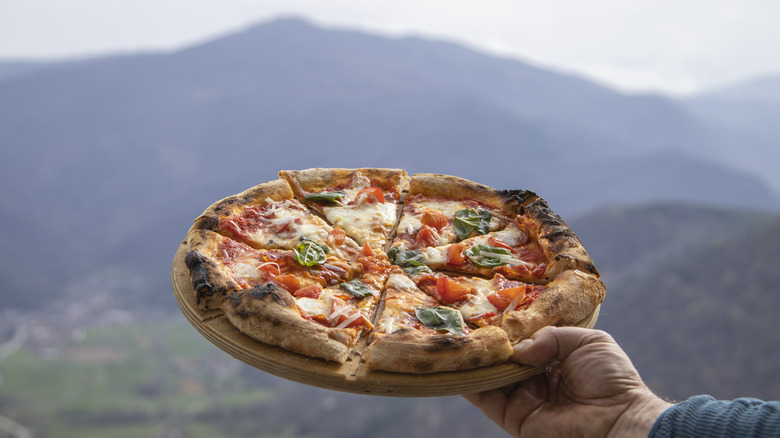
{"left": 172, "top": 243, "right": 600, "bottom": 397}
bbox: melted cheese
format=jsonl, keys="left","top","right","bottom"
{"left": 420, "top": 246, "right": 448, "bottom": 265}
{"left": 323, "top": 202, "right": 397, "bottom": 248}
{"left": 397, "top": 214, "right": 423, "bottom": 236}
{"left": 229, "top": 256, "right": 266, "bottom": 283}
{"left": 295, "top": 296, "right": 331, "bottom": 318}
{"left": 378, "top": 273, "right": 429, "bottom": 333}
{"left": 242, "top": 199, "right": 332, "bottom": 249}
{"left": 458, "top": 288, "right": 498, "bottom": 320}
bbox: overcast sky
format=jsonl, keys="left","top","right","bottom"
{"left": 2, "top": 0, "right": 779, "bottom": 96}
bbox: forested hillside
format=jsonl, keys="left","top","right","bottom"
{"left": 571, "top": 204, "right": 780, "bottom": 400}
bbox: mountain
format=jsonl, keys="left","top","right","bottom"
{"left": 1, "top": 17, "right": 779, "bottom": 310}
{"left": 681, "top": 73, "right": 780, "bottom": 191}
{"left": 570, "top": 204, "right": 780, "bottom": 401}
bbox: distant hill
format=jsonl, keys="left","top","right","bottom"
{"left": 681, "top": 73, "right": 780, "bottom": 191}
{"left": 1, "top": 17, "right": 779, "bottom": 311}
{"left": 570, "top": 204, "right": 780, "bottom": 401}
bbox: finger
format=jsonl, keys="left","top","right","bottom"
{"left": 510, "top": 326, "right": 613, "bottom": 367}
{"left": 463, "top": 375, "right": 548, "bottom": 436}
{"left": 463, "top": 389, "right": 510, "bottom": 427}
{"left": 502, "top": 374, "right": 547, "bottom": 435}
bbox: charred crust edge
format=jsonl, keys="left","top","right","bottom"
{"left": 248, "top": 283, "right": 294, "bottom": 306}
{"left": 184, "top": 251, "right": 220, "bottom": 305}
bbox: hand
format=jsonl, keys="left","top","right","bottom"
{"left": 463, "top": 327, "right": 672, "bottom": 438}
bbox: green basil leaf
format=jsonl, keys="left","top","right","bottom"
{"left": 401, "top": 264, "right": 432, "bottom": 275}
{"left": 293, "top": 239, "right": 329, "bottom": 266}
{"left": 386, "top": 246, "right": 399, "bottom": 263}
{"left": 389, "top": 249, "right": 432, "bottom": 274}
{"left": 414, "top": 306, "right": 464, "bottom": 335}
{"left": 453, "top": 209, "right": 492, "bottom": 241}
{"left": 304, "top": 190, "right": 346, "bottom": 203}
{"left": 464, "top": 244, "right": 513, "bottom": 268}
{"left": 392, "top": 249, "right": 424, "bottom": 266}
{"left": 339, "top": 279, "right": 373, "bottom": 298}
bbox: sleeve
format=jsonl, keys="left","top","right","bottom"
{"left": 649, "top": 395, "right": 780, "bottom": 438}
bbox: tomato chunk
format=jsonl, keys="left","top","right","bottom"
{"left": 421, "top": 209, "right": 447, "bottom": 229}
{"left": 294, "top": 283, "right": 323, "bottom": 298}
{"left": 329, "top": 226, "right": 347, "bottom": 246}
{"left": 271, "top": 274, "right": 302, "bottom": 293}
{"left": 356, "top": 187, "right": 385, "bottom": 204}
{"left": 487, "top": 286, "right": 528, "bottom": 312}
{"left": 446, "top": 243, "right": 466, "bottom": 266}
{"left": 415, "top": 225, "right": 439, "bottom": 248}
{"left": 360, "top": 242, "right": 374, "bottom": 257}
{"left": 436, "top": 276, "right": 471, "bottom": 304}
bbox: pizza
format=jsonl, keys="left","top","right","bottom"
{"left": 183, "top": 168, "right": 605, "bottom": 374}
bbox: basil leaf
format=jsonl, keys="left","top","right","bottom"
{"left": 453, "top": 209, "right": 491, "bottom": 241}
{"left": 401, "top": 264, "right": 432, "bottom": 275}
{"left": 464, "top": 244, "right": 513, "bottom": 268}
{"left": 339, "top": 279, "right": 373, "bottom": 298}
{"left": 293, "top": 239, "right": 329, "bottom": 266}
{"left": 392, "top": 249, "right": 424, "bottom": 266}
{"left": 386, "top": 246, "right": 399, "bottom": 263}
{"left": 389, "top": 249, "right": 432, "bottom": 274}
{"left": 415, "top": 306, "right": 464, "bottom": 335}
{"left": 304, "top": 190, "right": 346, "bottom": 203}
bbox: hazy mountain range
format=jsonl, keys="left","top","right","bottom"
{"left": 2, "top": 18, "right": 780, "bottom": 437}
{"left": 1, "top": 17, "right": 778, "bottom": 311}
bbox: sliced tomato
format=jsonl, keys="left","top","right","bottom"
{"left": 355, "top": 187, "right": 385, "bottom": 204}
{"left": 420, "top": 209, "right": 447, "bottom": 229}
{"left": 293, "top": 283, "right": 323, "bottom": 299}
{"left": 436, "top": 276, "right": 471, "bottom": 304}
{"left": 487, "top": 286, "right": 528, "bottom": 312}
{"left": 446, "top": 243, "right": 466, "bottom": 266}
{"left": 415, "top": 225, "right": 439, "bottom": 248}
{"left": 271, "top": 274, "right": 302, "bottom": 293}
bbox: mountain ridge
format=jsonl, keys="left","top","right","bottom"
{"left": 1, "top": 17, "right": 779, "bottom": 311}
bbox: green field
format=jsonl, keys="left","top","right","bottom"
{"left": 0, "top": 318, "right": 303, "bottom": 438}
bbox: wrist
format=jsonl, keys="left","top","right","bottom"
{"left": 607, "top": 390, "right": 673, "bottom": 438}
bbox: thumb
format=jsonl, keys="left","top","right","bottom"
{"left": 510, "top": 326, "right": 615, "bottom": 367}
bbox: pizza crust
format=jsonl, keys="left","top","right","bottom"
{"left": 222, "top": 283, "right": 359, "bottom": 364}
{"left": 365, "top": 325, "right": 512, "bottom": 374}
{"left": 280, "top": 167, "right": 410, "bottom": 196}
{"left": 521, "top": 199, "right": 601, "bottom": 280}
{"left": 501, "top": 269, "right": 606, "bottom": 341}
{"left": 190, "top": 178, "right": 295, "bottom": 233}
{"left": 184, "top": 229, "right": 244, "bottom": 311}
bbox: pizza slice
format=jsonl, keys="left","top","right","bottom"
{"left": 411, "top": 271, "right": 546, "bottom": 328}
{"left": 222, "top": 284, "right": 364, "bottom": 364}
{"left": 221, "top": 253, "right": 388, "bottom": 364}
{"left": 185, "top": 229, "right": 363, "bottom": 309}
{"left": 186, "top": 230, "right": 383, "bottom": 363}
{"left": 279, "top": 168, "right": 409, "bottom": 253}
{"left": 403, "top": 267, "right": 605, "bottom": 345}
{"left": 190, "top": 179, "right": 363, "bottom": 262}
{"left": 391, "top": 173, "right": 519, "bottom": 251}
{"left": 390, "top": 197, "right": 600, "bottom": 284}
{"left": 365, "top": 268, "right": 513, "bottom": 373}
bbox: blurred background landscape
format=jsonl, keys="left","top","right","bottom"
{"left": 1, "top": 6, "right": 779, "bottom": 438}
